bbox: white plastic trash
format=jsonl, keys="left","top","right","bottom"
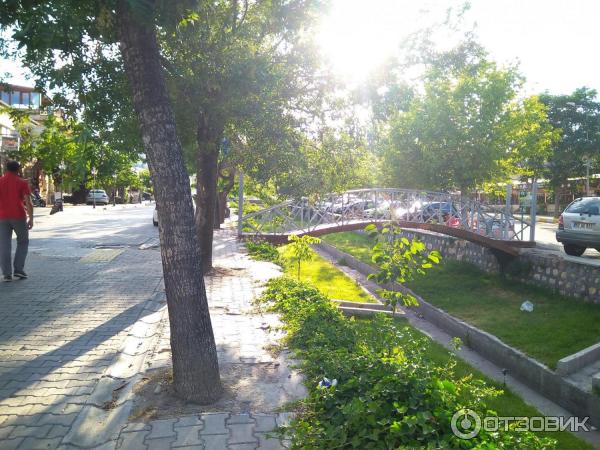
{"left": 520, "top": 300, "right": 534, "bottom": 312}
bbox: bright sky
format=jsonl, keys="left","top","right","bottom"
{"left": 2, "top": 0, "right": 599, "bottom": 97}
{"left": 317, "top": 0, "right": 600, "bottom": 95}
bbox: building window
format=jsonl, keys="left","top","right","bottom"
{"left": 30, "top": 92, "right": 40, "bottom": 109}
{"left": 21, "top": 92, "right": 30, "bottom": 107}
{"left": 10, "top": 91, "right": 20, "bottom": 107}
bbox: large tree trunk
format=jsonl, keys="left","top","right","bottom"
{"left": 195, "top": 111, "right": 221, "bottom": 274}
{"left": 117, "top": 0, "right": 222, "bottom": 403}
{"left": 195, "top": 141, "right": 219, "bottom": 274}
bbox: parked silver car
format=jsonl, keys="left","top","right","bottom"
{"left": 86, "top": 189, "right": 109, "bottom": 205}
{"left": 556, "top": 197, "right": 600, "bottom": 256}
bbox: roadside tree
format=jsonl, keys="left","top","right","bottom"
{"left": 1, "top": 0, "right": 223, "bottom": 402}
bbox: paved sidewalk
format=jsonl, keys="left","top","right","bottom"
{"left": 116, "top": 229, "right": 304, "bottom": 450}
{"left": 0, "top": 238, "right": 164, "bottom": 449}
{"left": 0, "top": 217, "right": 303, "bottom": 449}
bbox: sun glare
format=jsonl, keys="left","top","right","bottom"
{"left": 316, "top": 0, "right": 439, "bottom": 85}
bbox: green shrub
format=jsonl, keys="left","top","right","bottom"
{"left": 259, "top": 277, "right": 556, "bottom": 450}
{"left": 245, "top": 239, "right": 281, "bottom": 264}
{"left": 365, "top": 224, "right": 441, "bottom": 312}
{"left": 287, "top": 234, "right": 322, "bottom": 279}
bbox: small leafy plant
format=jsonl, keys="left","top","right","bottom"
{"left": 287, "top": 234, "right": 321, "bottom": 280}
{"left": 245, "top": 239, "right": 281, "bottom": 265}
{"left": 365, "top": 224, "right": 441, "bottom": 313}
{"left": 258, "top": 277, "right": 556, "bottom": 449}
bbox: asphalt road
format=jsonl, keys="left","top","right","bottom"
{"left": 28, "top": 203, "right": 158, "bottom": 259}
{"left": 533, "top": 221, "right": 600, "bottom": 263}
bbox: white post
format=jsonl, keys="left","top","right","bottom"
{"left": 505, "top": 183, "right": 512, "bottom": 239}
{"left": 585, "top": 160, "right": 591, "bottom": 196}
{"left": 529, "top": 179, "right": 538, "bottom": 242}
{"left": 237, "top": 170, "right": 244, "bottom": 238}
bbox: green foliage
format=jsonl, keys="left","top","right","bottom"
{"left": 539, "top": 88, "right": 600, "bottom": 193}
{"left": 287, "top": 234, "right": 321, "bottom": 280}
{"left": 258, "top": 277, "right": 556, "bottom": 449}
{"left": 137, "top": 168, "right": 152, "bottom": 193}
{"left": 500, "top": 96, "right": 560, "bottom": 179}
{"left": 365, "top": 224, "right": 441, "bottom": 312}
{"left": 245, "top": 239, "right": 281, "bottom": 265}
{"left": 381, "top": 42, "right": 522, "bottom": 192}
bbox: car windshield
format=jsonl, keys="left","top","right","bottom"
{"left": 565, "top": 198, "right": 600, "bottom": 214}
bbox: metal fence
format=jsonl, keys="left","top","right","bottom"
{"left": 240, "top": 188, "right": 532, "bottom": 242}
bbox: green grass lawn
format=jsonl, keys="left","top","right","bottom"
{"left": 277, "top": 244, "right": 374, "bottom": 303}
{"left": 323, "top": 231, "right": 375, "bottom": 265}
{"left": 323, "top": 231, "right": 600, "bottom": 369}
{"left": 394, "top": 319, "right": 593, "bottom": 450}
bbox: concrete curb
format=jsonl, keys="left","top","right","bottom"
{"left": 316, "top": 242, "right": 600, "bottom": 428}
{"left": 557, "top": 342, "right": 600, "bottom": 376}
{"left": 332, "top": 300, "right": 395, "bottom": 318}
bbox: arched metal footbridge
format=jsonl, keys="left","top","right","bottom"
{"left": 238, "top": 188, "right": 535, "bottom": 256}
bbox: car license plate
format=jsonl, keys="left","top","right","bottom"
{"left": 574, "top": 222, "right": 593, "bottom": 230}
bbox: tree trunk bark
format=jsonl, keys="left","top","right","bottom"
{"left": 195, "top": 138, "right": 219, "bottom": 274}
{"left": 554, "top": 185, "right": 561, "bottom": 218}
{"left": 116, "top": 0, "right": 222, "bottom": 403}
{"left": 216, "top": 164, "right": 235, "bottom": 225}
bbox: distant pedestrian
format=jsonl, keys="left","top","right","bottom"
{"left": 0, "top": 161, "right": 33, "bottom": 282}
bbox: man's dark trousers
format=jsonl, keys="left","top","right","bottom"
{"left": 0, "top": 219, "right": 28, "bottom": 277}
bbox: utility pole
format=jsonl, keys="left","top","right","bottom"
{"left": 92, "top": 167, "right": 97, "bottom": 209}
{"left": 530, "top": 179, "right": 538, "bottom": 242}
{"left": 237, "top": 171, "right": 244, "bottom": 238}
{"left": 583, "top": 157, "right": 593, "bottom": 196}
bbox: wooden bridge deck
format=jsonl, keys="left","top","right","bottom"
{"left": 241, "top": 220, "right": 535, "bottom": 257}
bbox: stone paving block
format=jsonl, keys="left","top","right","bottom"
{"left": 229, "top": 444, "right": 258, "bottom": 450}
{"left": 121, "top": 422, "right": 151, "bottom": 432}
{"left": 87, "top": 377, "right": 129, "bottom": 408}
{"left": 0, "top": 414, "right": 39, "bottom": 428}
{"left": 256, "top": 433, "right": 284, "bottom": 450}
{"left": 62, "top": 401, "right": 133, "bottom": 448}
{"left": 0, "top": 437, "right": 23, "bottom": 450}
{"left": 145, "top": 436, "right": 176, "bottom": 450}
{"left": 47, "top": 424, "right": 70, "bottom": 439}
{"left": 8, "top": 424, "right": 51, "bottom": 439}
{"left": 146, "top": 418, "right": 177, "bottom": 439}
{"left": 0, "top": 426, "right": 15, "bottom": 440}
{"left": 172, "top": 425, "right": 203, "bottom": 447}
{"left": 118, "top": 430, "right": 150, "bottom": 450}
{"left": 253, "top": 415, "right": 277, "bottom": 433}
{"left": 175, "top": 416, "right": 202, "bottom": 428}
{"left": 18, "top": 436, "right": 62, "bottom": 450}
{"left": 199, "top": 413, "right": 228, "bottom": 435}
{"left": 227, "top": 414, "right": 254, "bottom": 425}
{"left": 167, "top": 446, "right": 204, "bottom": 450}
{"left": 228, "top": 423, "right": 257, "bottom": 445}
{"left": 200, "top": 434, "right": 228, "bottom": 450}
{"left": 36, "top": 413, "right": 78, "bottom": 427}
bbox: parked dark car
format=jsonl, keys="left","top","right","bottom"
{"left": 418, "top": 202, "right": 459, "bottom": 222}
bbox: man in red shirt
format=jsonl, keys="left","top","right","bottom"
{"left": 0, "top": 161, "right": 34, "bottom": 282}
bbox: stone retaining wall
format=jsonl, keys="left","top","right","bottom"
{"left": 395, "top": 229, "right": 600, "bottom": 304}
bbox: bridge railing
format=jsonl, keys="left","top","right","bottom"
{"left": 240, "top": 188, "right": 532, "bottom": 242}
